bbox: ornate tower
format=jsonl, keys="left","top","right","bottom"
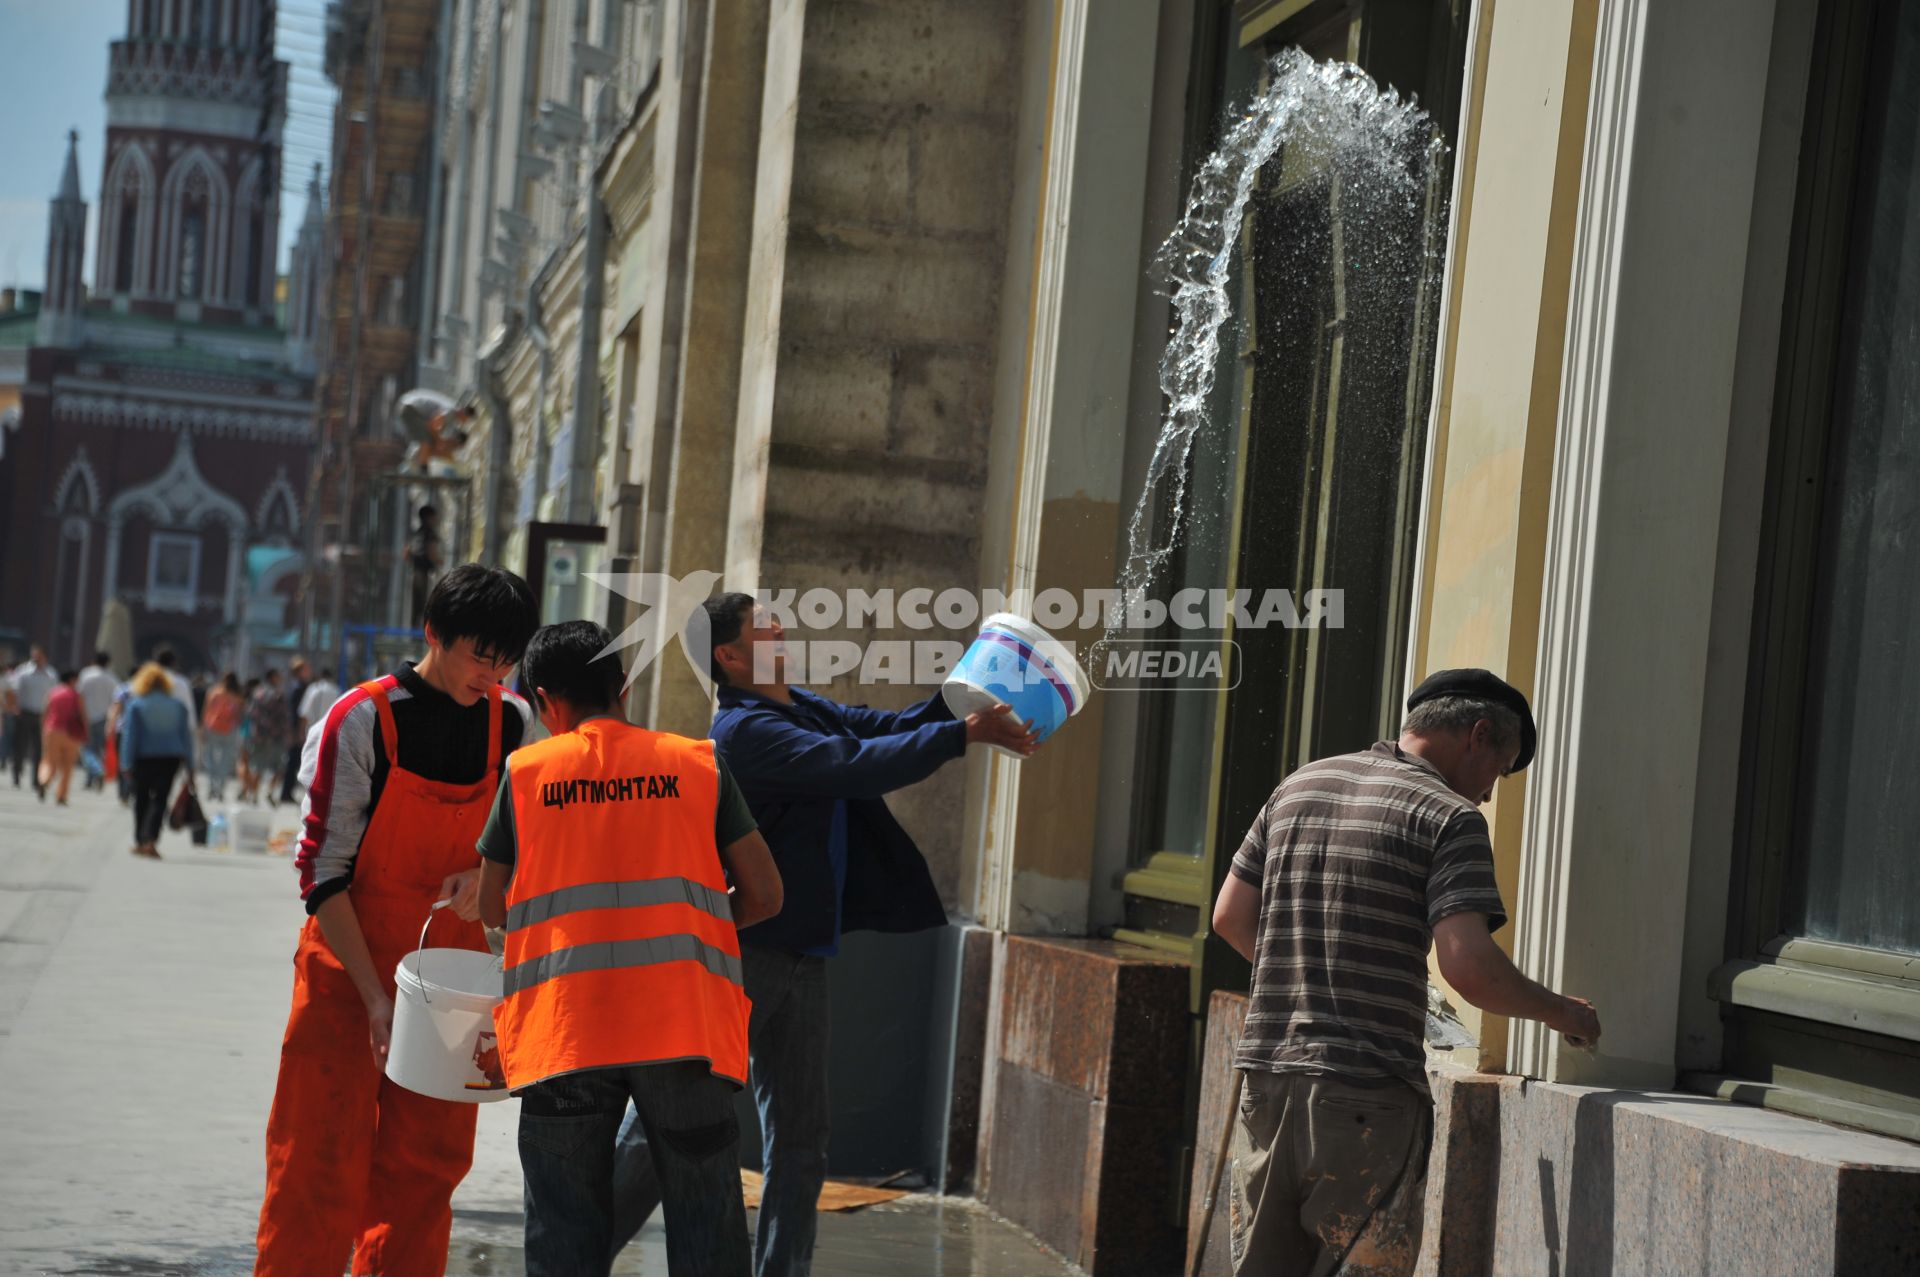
{"left": 94, "top": 0, "right": 288, "bottom": 325}
{"left": 38, "top": 132, "right": 88, "bottom": 350}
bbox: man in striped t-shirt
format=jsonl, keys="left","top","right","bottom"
{"left": 1211, "top": 668, "right": 1599, "bottom": 1276}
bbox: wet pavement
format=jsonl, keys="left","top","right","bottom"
{"left": 441, "top": 1195, "right": 1082, "bottom": 1277}
{"left": 0, "top": 781, "right": 1081, "bottom": 1276}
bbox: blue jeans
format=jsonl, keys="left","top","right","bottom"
{"left": 84, "top": 720, "right": 107, "bottom": 788}
{"left": 612, "top": 945, "right": 831, "bottom": 1277}
{"left": 201, "top": 731, "right": 238, "bottom": 801}
{"left": 520, "top": 1060, "right": 751, "bottom": 1277}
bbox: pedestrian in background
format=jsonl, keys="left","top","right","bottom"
{"left": 40, "top": 668, "right": 87, "bottom": 805}
{"left": 77, "top": 652, "right": 117, "bottom": 791}
{"left": 246, "top": 669, "right": 292, "bottom": 805}
{"left": 107, "top": 677, "right": 136, "bottom": 804}
{"left": 153, "top": 646, "right": 199, "bottom": 737}
{"left": 122, "top": 663, "right": 194, "bottom": 859}
{"left": 296, "top": 665, "right": 341, "bottom": 757}
{"left": 408, "top": 505, "right": 442, "bottom": 628}
{"left": 235, "top": 676, "right": 262, "bottom": 800}
{"left": 9, "top": 643, "right": 56, "bottom": 799}
{"left": 1210, "top": 669, "right": 1600, "bottom": 1277}
{"left": 1, "top": 676, "right": 13, "bottom": 783}
{"left": 279, "top": 657, "right": 312, "bottom": 806}
{"left": 478, "top": 620, "right": 781, "bottom": 1277}
{"left": 202, "top": 673, "right": 244, "bottom": 802}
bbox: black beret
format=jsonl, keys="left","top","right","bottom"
{"left": 1405, "top": 668, "right": 1536, "bottom": 772}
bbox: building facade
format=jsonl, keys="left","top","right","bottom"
{"left": 437, "top": 0, "right": 1920, "bottom": 1270}
{"left": 0, "top": 0, "right": 316, "bottom": 675}
{"left": 297, "top": 0, "right": 455, "bottom": 666}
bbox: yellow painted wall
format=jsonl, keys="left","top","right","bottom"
{"left": 1412, "top": 0, "right": 1598, "bottom": 1070}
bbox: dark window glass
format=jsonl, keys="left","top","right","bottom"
{"left": 115, "top": 198, "right": 137, "bottom": 293}
{"left": 247, "top": 209, "right": 265, "bottom": 306}
{"left": 1791, "top": 1, "right": 1920, "bottom": 955}
{"left": 179, "top": 205, "right": 205, "bottom": 300}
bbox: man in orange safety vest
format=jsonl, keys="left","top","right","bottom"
{"left": 478, "top": 620, "right": 783, "bottom": 1277}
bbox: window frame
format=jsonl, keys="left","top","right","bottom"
{"left": 1709, "top": 0, "right": 1920, "bottom": 1138}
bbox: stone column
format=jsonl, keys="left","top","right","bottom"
{"left": 1403, "top": 0, "right": 1602, "bottom": 1072}
{"left": 643, "top": 0, "right": 774, "bottom": 739}
{"left": 970, "top": 0, "right": 1162, "bottom": 936}
{"left": 1509, "top": 0, "right": 1783, "bottom": 1087}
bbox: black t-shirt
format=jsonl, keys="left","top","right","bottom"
{"left": 296, "top": 662, "right": 533, "bottom": 914}
{"left": 364, "top": 662, "right": 529, "bottom": 811}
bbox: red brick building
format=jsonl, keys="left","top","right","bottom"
{"left": 0, "top": 1, "right": 319, "bottom": 674}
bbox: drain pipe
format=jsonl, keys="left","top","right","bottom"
{"left": 527, "top": 279, "right": 554, "bottom": 500}
{"left": 476, "top": 308, "right": 523, "bottom": 565}
{"left": 564, "top": 188, "right": 608, "bottom": 524}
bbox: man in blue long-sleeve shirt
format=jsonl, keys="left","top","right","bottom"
{"left": 611, "top": 593, "right": 1038, "bottom": 1276}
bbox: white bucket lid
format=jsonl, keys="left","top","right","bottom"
{"left": 976, "top": 612, "right": 1091, "bottom": 708}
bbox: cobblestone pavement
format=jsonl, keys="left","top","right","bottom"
{"left": 0, "top": 780, "right": 1080, "bottom": 1276}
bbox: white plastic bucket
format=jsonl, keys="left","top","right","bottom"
{"left": 387, "top": 932, "right": 510, "bottom": 1103}
{"left": 229, "top": 806, "right": 272, "bottom": 855}
{"left": 941, "top": 613, "right": 1091, "bottom": 756}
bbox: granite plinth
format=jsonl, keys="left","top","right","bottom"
{"left": 980, "top": 936, "right": 1189, "bottom": 1275}
{"left": 1190, "top": 993, "right": 1920, "bottom": 1274}
{"left": 1417, "top": 1071, "right": 1500, "bottom": 1276}
{"left": 1427, "top": 1068, "right": 1920, "bottom": 1275}
{"left": 1186, "top": 990, "right": 1247, "bottom": 1277}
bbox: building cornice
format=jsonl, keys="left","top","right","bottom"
{"left": 53, "top": 383, "right": 312, "bottom": 442}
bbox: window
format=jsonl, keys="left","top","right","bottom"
{"left": 1114, "top": 0, "right": 1468, "bottom": 985}
{"left": 246, "top": 208, "right": 265, "bottom": 308}
{"left": 1789, "top": 1, "right": 1920, "bottom": 957}
{"left": 1123, "top": 22, "right": 1261, "bottom": 878}
{"left": 1718, "top": 0, "right": 1920, "bottom": 1139}
{"left": 147, "top": 532, "right": 201, "bottom": 612}
{"left": 178, "top": 204, "right": 206, "bottom": 300}
{"left": 116, "top": 196, "right": 138, "bottom": 293}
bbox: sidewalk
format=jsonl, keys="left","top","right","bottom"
{"left": 0, "top": 781, "right": 1080, "bottom": 1275}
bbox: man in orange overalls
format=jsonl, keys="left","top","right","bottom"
{"left": 255, "top": 565, "right": 539, "bottom": 1277}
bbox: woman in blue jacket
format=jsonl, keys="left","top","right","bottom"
{"left": 122, "top": 662, "right": 194, "bottom": 859}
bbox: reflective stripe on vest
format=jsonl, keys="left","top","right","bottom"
{"left": 502, "top": 932, "right": 745, "bottom": 997}
{"left": 506, "top": 876, "right": 734, "bottom": 932}
{"left": 495, "top": 721, "right": 747, "bottom": 1091}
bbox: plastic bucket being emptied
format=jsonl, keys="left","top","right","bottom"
{"left": 941, "top": 613, "right": 1090, "bottom": 757}
{"left": 386, "top": 904, "right": 511, "bottom": 1103}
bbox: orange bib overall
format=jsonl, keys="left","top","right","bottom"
{"left": 255, "top": 681, "right": 502, "bottom": 1277}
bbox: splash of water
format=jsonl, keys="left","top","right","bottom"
{"left": 1114, "top": 49, "right": 1441, "bottom": 626}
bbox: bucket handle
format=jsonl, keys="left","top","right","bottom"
{"left": 414, "top": 898, "right": 453, "bottom": 1005}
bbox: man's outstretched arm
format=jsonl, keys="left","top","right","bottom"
{"left": 1432, "top": 912, "right": 1600, "bottom": 1049}
{"left": 723, "top": 705, "right": 1038, "bottom": 800}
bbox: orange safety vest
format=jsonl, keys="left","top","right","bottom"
{"left": 493, "top": 717, "right": 748, "bottom": 1091}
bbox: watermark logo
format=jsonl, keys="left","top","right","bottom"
{"left": 745, "top": 586, "right": 1342, "bottom": 635}
{"left": 583, "top": 573, "right": 1337, "bottom": 694}
{"left": 587, "top": 570, "right": 721, "bottom": 692}
{"left": 1088, "top": 639, "right": 1243, "bottom": 693}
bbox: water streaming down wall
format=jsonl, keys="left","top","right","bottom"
{"left": 1116, "top": 48, "right": 1445, "bottom": 624}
